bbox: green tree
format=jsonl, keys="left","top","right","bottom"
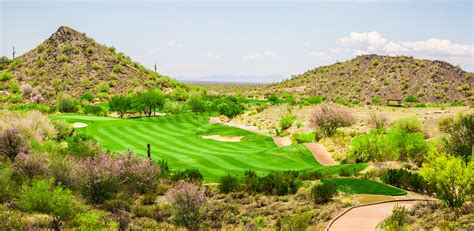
{"left": 420, "top": 149, "right": 473, "bottom": 208}
{"left": 404, "top": 96, "right": 418, "bottom": 107}
{"left": 109, "top": 95, "right": 131, "bottom": 118}
{"left": 187, "top": 95, "right": 207, "bottom": 113}
{"left": 439, "top": 113, "right": 473, "bottom": 162}
{"left": 80, "top": 91, "right": 94, "bottom": 102}
{"left": 138, "top": 90, "right": 165, "bottom": 117}
{"left": 267, "top": 93, "right": 279, "bottom": 104}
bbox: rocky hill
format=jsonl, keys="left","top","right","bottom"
{"left": 1, "top": 26, "right": 184, "bottom": 104}
{"left": 266, "top": 55, "right": 473, "bottom": 104}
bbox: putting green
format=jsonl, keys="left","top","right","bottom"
{"left": 51, "top": 113, "right": 365, "bottom": 181}
{"left": 322, "top": 178, "right": 407, "bottom": 196}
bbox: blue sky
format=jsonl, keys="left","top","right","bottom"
{"left": 1, "top": 0, "right": 473, "bottom": 79}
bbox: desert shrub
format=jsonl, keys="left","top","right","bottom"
{"left": 309, "top": 105, "right": 356, "bottom": 136}
{"left": 0, "top": 71, "right": 12, "bottom": 81}
{"left": 218, "top": 174, "right": 240, "bottom": 193}
{"left": 163, "top": 100, "right": 184, "bottom": 114}
{"left": 306, "top": 96, "right": 324, "bottom": 104}
{"left": 2, "top": 111, "right": 56, "bottom": 142}
{"left": 7, "top": 93, "right": 22, "bottom": 103}
{"left": 380, "top": 168, "right": 432, "bottom": 194}
{"left": 371, "top": 97, "right": 381, "bottom": 104}
{"left": 172, "top": 169, "right": 203, "bottom": 183}
{"left": 0, "top": 167, "right": 15, "bottom": 202}
{"left": 98, "top": 83, "right": 110, "bottom": 93}
{"left": 368, "top": 112, "right": 388, "bottom": 130}
{"left": 279, "top": 114, "right": 294, "bottom": 131}
{"left": 80, "top": 91, "right": 94, "bottom": 102}
{"left": 8, "top": 103, "right": 51, "bottom": 113}
{"left": 83, "top": 105, "right": 106, "bottom": 116}
{"left": 277, "top": 211, "right": 312, "bottom": 231}
{"left": 131, "top": 204, "right": 162, "bottom": 220}
{"left": 0, "top": 127, "right": 28, "bottom": 161}
{"left": 255, "top": 103, "right": 269, "bottom": 113}
{"left": 290, "top": 132, "right": 318, "bottom": 144}
{"left": 72, "top": 211, "right": 118, "bottom": 230}
{"left": 165, "top": 182, "right": 206, "bottom": 230}
{"left": 347, "top": 129, "right": 427, "bottom": 164}
{"left": 346, "top": 132, "right": 390, "bottom": 163}
{"left": 391, "top": 117, "right": 423, "bottom": 133}
{"left": 420, "top": 150, "right": 473, "bottom": 208}
{"left": 13, "top": 153, "right": 50, "bottom": 179}
{"left": 439, "top": 113, "right": 473, "bottom": 162}
{"left": 17, "top": 178, "right": 78, "bottom": 229}
{"left": 76, "top": 153, "right": 120, "bottom": 203}
{"left": 311, "top": 182, "right": 337, "bottom": 204}
{"left": 63, "top": 133, "right": 100, "bottom": 159}
{"left": 267, "top": 93, "right": 279, "bottom": 104}
{"left": 52, "top": 120, "right": 73, "bottom": 141}
{"left": 57, "top": 97, "right": 79, "bottom": 113}
{"left": 49, "top": 156, "right": 77, "bottom": 189}
{"left": 9, "top": 81, "right": 20, "bottom": 94}
{"left": 20, "top": 84, "right": 33, "bottom": 96}
{"left": 385, "top": 129, "right": 428, "bottom": 164}
{"left": 187, "top": 95, "right": 207, "bottom": 113}
{"left": 115, "top": 152, "right": 161, "bottom": 194}
{"left": 380, "top": 205, "right": 409, "bottom": 231}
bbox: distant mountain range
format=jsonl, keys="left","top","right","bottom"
{"left": 175, "top": 74, "right": 288, "bottom": 84}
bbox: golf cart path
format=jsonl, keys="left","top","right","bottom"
{"left": 304, "top": 142, "right": 337, "bottom": 165}
{"left": 327, "top": 199, "right": 422, "bottom": 231}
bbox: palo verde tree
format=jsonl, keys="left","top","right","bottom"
{"left": 109, "top": 95, "right": 131, "bottom": 118}
{"left": 136, "top": 89, "right": 165, "bottom": 117}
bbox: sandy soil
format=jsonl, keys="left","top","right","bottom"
{"left": 201, "top": 135, "right": 243, "bottom": 142}
{"left": 329, "top": 200, "right": 419, "bottom": 231}
{"left": 272, "top": 137, "right": 292, "bottom": 147}
{"left": 72, "top": 122, "right": 88, "bottom": 128}
{"left": 304, "top": 142, "right": 337, "bottom": 165}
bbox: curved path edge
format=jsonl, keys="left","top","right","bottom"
{"left": 304, "top": 142, "right": 337, "bottom": 165}
{"left": 324, "top": 198, "right": 435, "bottom": 231}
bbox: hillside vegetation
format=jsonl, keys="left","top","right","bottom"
{"left": 0, "top": 26, "right": 184, "bottom": 104}
{"left": 266, "top": 55, "right": 473, "bottom": 104}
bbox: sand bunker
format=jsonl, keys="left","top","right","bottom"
{"left": 72, "top": 122, "right": 88, "bottom": 128}
{"left": 201, "top": 135, "right": 243, "bottom": 142}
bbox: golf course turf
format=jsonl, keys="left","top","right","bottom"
{"left": 322, "top": 178, "right": 407, "bottom": 195}
{"left": 51, "top": 113, "right": 367, "bottom": 181}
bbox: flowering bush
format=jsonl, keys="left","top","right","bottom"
{"left": 76, "top": 153, "right": 120, "bottom": 203}
{"left": 1, "top": 111, "right": 56, "bottom": 142}
{"left": 13, "top": 153, "right": 51, "bottom": 179}
{"left": 115, "top": 152, "right": 161, "bottom": 194}
{"left": 0, "top": 127, "right": 28, "bottom": 161}
{"left": 309, "top": 105, "right": 356, "bottom": 136}
{"left": 165, "top": 182, "right": 206, "bottom": 230}
{"left": 20, "top": 84, "right": 33, "bottom": 96}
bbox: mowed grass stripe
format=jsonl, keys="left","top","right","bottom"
{"left": 129, "top": 126, "right": 286, "bottom": 171}
{"left": 118, "top": 126, "right": 268, "bottom": 170}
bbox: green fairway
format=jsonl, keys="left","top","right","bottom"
{"left": 51, "top": 113, "right": 365, "bottom": 181}
{"left": 321, "top": 178, "right": 407, "bottom": 195}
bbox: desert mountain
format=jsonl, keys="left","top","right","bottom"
{"left": 266, "top": 55, "right": 473, "bottom": 104}
{"left": 3, "top": 26, "right": 183, "bottom": 103}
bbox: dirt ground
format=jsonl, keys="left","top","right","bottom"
{"left": 233, "top": 105, "right": 473, "bottom": 138}
{"left": 304, "top": 142, "right": 337, "bottom": 165}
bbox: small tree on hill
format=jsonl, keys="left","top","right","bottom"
{"left": 404, "top": 96, "right": 418, "bottom": 107}
{"left": 187, "top": 95, "right": 207, "bottom": 114}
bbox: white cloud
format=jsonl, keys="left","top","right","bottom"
{"left": 319, "top": 31, "right": 474, "bottom": 65}
{"left": 304, "top": 41, "right": 312, "bottom": 48}
{"left": 207, "top": 53, "right": 221, "bottom": 59}
{"left": 337, "top": 31, "right": 387, "bottom": 52}
{"left": 242, "top": 50, "right": 276, "bottom": 60}
{"left": 168, "top": 41, "right": 183, "bottom": 48}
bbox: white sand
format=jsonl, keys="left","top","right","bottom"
{"left": 72, "top": 122, "right": 88, "bottom": 128}
{"left": 201, "top": 135, "right": 243, "bottom": 142}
